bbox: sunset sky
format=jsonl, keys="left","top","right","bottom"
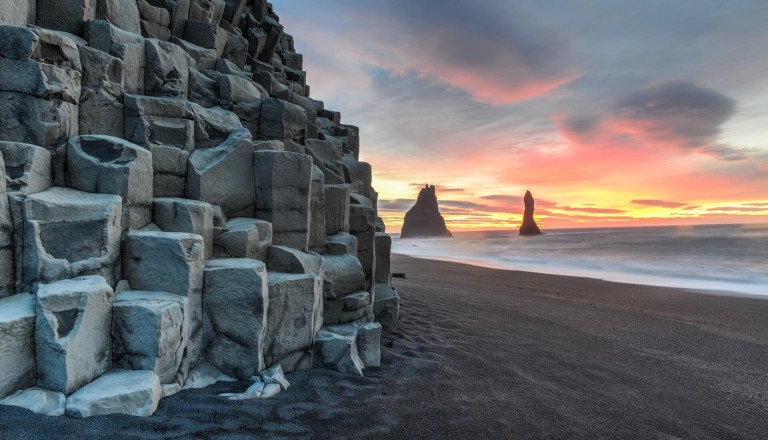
{"left": 276, "top": 0, "right": 768, "bottom": 232}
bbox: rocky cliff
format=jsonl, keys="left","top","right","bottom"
{"left": 519, "top": 190, "right": 542, "bottom": 235}
{"left": 0, "top": 0, "right": 399, "bottom": 418}
{"left": 400, "top": 184, "right": 453, "bottom": 238}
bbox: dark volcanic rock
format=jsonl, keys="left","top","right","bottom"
{"left": 519, "top": 190, "right": 542, "bottom": 235}
{"left": 400, "top": 185, "right": 452, "bottom": 239}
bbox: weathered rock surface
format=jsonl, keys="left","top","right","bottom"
{"left": 65, "top": 369, "right": 162, "bottom": 418}
{"left": 400, "top": 184, "right": 452, "bottom": 238}
{"left": 112, "top": 290, "right": 188, "bottom": 384}
{"left": 66, "top": 135, "right": 153, "bottom": 230}
{"left": 374, "top": 284, "right": 400, "bottom": 325}
{"left": 11, "top": 188, "right": 122, "bottom": 292}
{"left": 519, "top": 190, "right": 543, "bottom": 236}
{"left": 203, "top": 258, "right": 269, "bottom": 379}
{"left": 0, "top": 293, "right": 36, "bottom": 398}
{"left": 0, "top": 387, "right": 67, "bottom": 416}
{"left": 0, "top": 0, "right": 396, "bottom": 418}
{"left": 35, "top": 276, "right": 113, "bottom": 395}
{"left": 263, "top": 272, "right": 322, "bottom": 373}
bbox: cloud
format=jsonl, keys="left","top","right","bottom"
{"left": 553, "top": 206, "right": 627, "bottom": 214}
{"left": 558, "top": 81, "right": 742, "bottom": 159}
{"left": 631, "top": 199, "right": 688, "bottom": 208}
{"left": 706, "top": 206, "right": 768, "bottom": 213}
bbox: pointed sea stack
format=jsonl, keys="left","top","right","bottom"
{"left": 400, "top": 185, "right": 453, "bottom": 238}
{"left": 519, "top": 190, "right": 542, "bottom": 235}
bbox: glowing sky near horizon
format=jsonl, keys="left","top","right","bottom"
{"left": 275, "top": 0, "right": 768, "bottom": 232}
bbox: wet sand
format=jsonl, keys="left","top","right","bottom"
{"left": 2, "top": 254, "right": 768, "bottom": 439}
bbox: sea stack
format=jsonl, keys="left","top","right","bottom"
{"left": 519, "top": 191, "right": 542, "bottom": 235}
{"left": 400, "top": 185, "right": 453, "bottom": 238}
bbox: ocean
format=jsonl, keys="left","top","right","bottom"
{"left": 391, "top": 223, "right": 768, "bottom": 295}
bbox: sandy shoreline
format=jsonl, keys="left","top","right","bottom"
{"left": 2, "top": 254, "right": 768, "bottom": 439}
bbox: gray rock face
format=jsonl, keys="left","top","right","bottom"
{"left": 375, "top": 233, "right": 392, "bottom": 285}
{"left": 11, "top": 188, "right": 122, "bottom": 292}
{"left": 267, "top": 246, "right": 324, "bottom": 275}
{"left": 313, "top": 327, "right": 363, "bottom": 376}
{"left": 112, "top": 290, "right": 188, "bottom": 384}
{"left": 374, "top": 284, "right": 400, "bottom": 325}
{"left": 187, "top": 128, "right": 255, "bottom": 216}
{"left": 0, "top": 387, "right": 67, "bottom": 416}
{"left": 0, "top": 165, "right": 14, "bottom": 296}
{"left": 0, "top": 293, "right": 36, "bottom": 398}
{"left": 0, "top": 142, "right": 52, "bottom": 195}
{"left": 258, "top": 98, "right": 306, "bottom": 140}
{"left": 145, "top": 39, "right": 193, "bottom": 98}
{"left": 96, "top": 0, "right": 141, "bottom": 34}
{"left": 122, "top": 231, "right": 205, "bottom": 384}
{"left": 35, "top": 276, "right": 113, "bottom": 395}
{"left": 0, "top": 0, "right": 395, "bottom": 417}
{"left": 65, "top": 369, "right": 162, "bottom": 418}
{"left": 254, "top": 151, "right": 313, "bottom": 251}
{"left": 153, "top": 198, "right": 214, "bottom": 259}
{"left": 263, "top": 272, "right": 322, "bottom": 373}
{"left": 214, "top": 217, "right": 272, "bottom": 261}
{"left": 325, "top": 184, "right": 350, "bottom": 235}
{"left": 66, "top": 135, "right": 153, "bottom": 230}
{"left": 85, "top": 20, "right": 147, "bottom": 94}
{"left": 325, "top": 232, "right": 358, "bottom": 257}
{"left": 203, "top": 258, "right": 269, "bottom": 379}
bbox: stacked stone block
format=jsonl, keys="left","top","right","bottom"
{"left": 0, "top": 0, "right": 399, "bottom": 418}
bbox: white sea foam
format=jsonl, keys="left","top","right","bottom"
{"left": 392, "top": 224, "right": 768, "bottom": 296}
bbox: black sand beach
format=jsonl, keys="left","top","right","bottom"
{"left": 3, "top": 254, "right": 768, "bottom": 439}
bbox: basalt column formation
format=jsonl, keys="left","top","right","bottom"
{"left": 0, "top": 0, "right": 400, "bottom": 417}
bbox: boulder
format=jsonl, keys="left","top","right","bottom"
{"left": 0, "top": 293, "right": 36, "bottom": 398}
{"left": 10, "top": 188, "right": 122, "bottom": 292}
{"left": 0, "top": 142, "right": 52, "bottom": 195}
{"left": 35, "top": 276, "right": 113, "bottom": 395}
{"left": 181, "top": 358, "right": 236, "bottom": 390}
{"left": 214, "top": 217, "right": 272, "bottom": 261}
{"left": 186, "top": 128, "right": 255, "bottom": 216}
{"left": 400, "top": 184, "right": 453, "bottom": 238}
{"left": 112, "top": 290, "right": 188, "bottom": 384}
{"left": 122, "top": 231, "right": 205, "bottom": 384}
{"left": 0, "top": 387, "right": 66, "bottom": 416}
{"left": 254, "top": 151, "right": 312, "bottom": 250}
{"left": 153, "top": 198, "right": 214, "bottom": 259}
{"left": 313, "top": 328, "right": 363, "bottom": 376}
{"left": 263, "top": 272, "right": 322, "bottom": 373}
{"left": 373, "top": 284, "right": 400, "bottom": 325}
{"left": 66, "top": 135, "right": 153, "bottom": 230}
{"left": 351, "top": 322, "right": 381, "bottom": 368}
{"left": 519, "top": 190, "right": 543, "bottom": 236}
{"left": 65, "top": 369, "right": 162, "bottom": 418}
{"left": 203, "top": 258, "right": 269, "bottom": 379}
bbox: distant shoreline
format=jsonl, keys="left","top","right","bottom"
{"left": 391, "top": 252, "right": 767, "bottom": 299}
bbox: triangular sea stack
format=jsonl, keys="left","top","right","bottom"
{"left": 519, "top": 190, "right": 542, "bottom": 235}
{"left": 400, "top": 185, "right": 452, "bottom": 238}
